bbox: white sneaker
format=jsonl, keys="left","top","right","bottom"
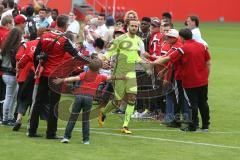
{"left": 61, "top": 138, "right": 69, "bottom": 143}
{"left": 131, "top": 111, "right": 140, "bottom": 118}
{"left": 83, "top": 141, "right": 90, "bottom": 145}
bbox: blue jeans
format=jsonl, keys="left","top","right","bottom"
{"left": 2, "top": 74, "right": 18, "bottom": 121}
{"left": 64, "top": 94, "right": 93, "bottom": 142}
{"left": 165, "top": 93, "right": 175, "bottom": 123}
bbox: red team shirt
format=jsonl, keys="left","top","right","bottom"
{"left": 148, "top": 32, "right": 164, "bottom": 61}
{"left": 161, "top": 39, "right": 183, "bottom": 81}
{"left": 73, "top": 70, "right": 107, "bottom": 96}
{"left": 16, "top": 40, "right": 39, "bottom": 82}
{"left": 169, "top": 39, "right": 211, "bottom": 88}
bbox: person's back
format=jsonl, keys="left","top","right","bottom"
{"left": 180, "top": 39, "right": 210, "bottom": 88}
{"left": 39, "top": 30, "right": 68, "bottom": 76}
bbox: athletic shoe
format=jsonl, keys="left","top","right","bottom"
{"left": 121, "top": 127, "right": 132, "bottom": 134}
{"left": 26, "top": 132, "right": 42, "bottom": 138}
{"left": 83, "top": 141, "right": 90, "bottom": 145}
{"left": 46, "top": 135, "right": 63, "bottom": 139}
{"left": 131, "top": 111, "right": 140, "bottom": 119}
{"left": 12, "top": 121, "right": 22, "bottom": 131}
{"left": 180, "top": 127, "right": 196, "bottom": 132}
{"left": 200, "top": 127, "right": 209, "bottom": 132}
{"left": 98, "top": 112, "right": 106, "bottom": 128}
{"left": 61, "top": 138, "right": 70, "bottom": 143}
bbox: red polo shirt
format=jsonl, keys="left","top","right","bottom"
{"left": 169, "top": 39, "right": 211, "bottom": 88}
{"left": 73, "top": 71, "right": 107, "bottom": 96}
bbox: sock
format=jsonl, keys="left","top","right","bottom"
{"left": 102, "top": 101, "right": 117, "bottom": 115}
{"left": 123, "top": 104, "right": 134, "bottom": 127}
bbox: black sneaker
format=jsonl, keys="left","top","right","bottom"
{"left": 46, "top": 135, "right": 63, "bottom": 140}
{"left": 180, "top": 127, "right": 196, "bottom": 132}
{"left": 27, "top": 132, "right": 42, "bottom": 138}
{"left": 7, "top": 119, "right": 16, "bottom": 126}
{"left": 167, "top": 122, "right": 181, "bottom": 128}
{"left": 2, "top": 120, "right": 8, "bottom": 126}
{"left": 12, "top": 121, "right": 22, "bottom": 131}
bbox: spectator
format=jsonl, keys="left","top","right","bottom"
{"left": 95, "top": 13, "right": 108, "bottom": 38}
{"left": 102, "top": 16, "right": 115, "bottom": 47}
{"left": 67, "top": 11, "right": 80, "bottom": 34}
{"left": 138, "top": 16, "right": 151, "bottom": 52}
{"left": 0, "top": 27, "right": 23, "bottom": 126}
{"left": 14, "top": 14, "right": 27, "bottom": 32}
{"left": 50, "top": 8, "right": 58, "bottom": 28}
{"left": 36, "top": 7, "right": 50, "bottom": 29}
{"left": 25, "top": 5, "right": 37, "bottom": 40}
{"left": 46, "top": 7, "right": 53, "bottom": 24}
{"left": 1, "top": 0, "right": 14, "bottom": 22}
{"left": 186, "top": 15, "right": 207, "bottom": 46}
{"left": 0, "top": 15, "right": 13, "bottom": 123}
{"left": 162, "top": 12, "right": 172, "bottom": 23}
{"left": 115, "top": 18, "right": 124, "bottom": 30}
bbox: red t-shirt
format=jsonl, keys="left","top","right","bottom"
{"left": 73, "top": 71, "right": 107, "bottom": 96}
{"left": 169, "top": 39, "right": 211, "bottom": 88}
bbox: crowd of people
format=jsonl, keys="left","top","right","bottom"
{"left": 0, "top": 0, "right": 211, "bottom": 145}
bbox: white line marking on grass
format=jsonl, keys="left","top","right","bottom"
{"left": 56, "top": 128, "right": 240, "bottom": 150}
{"left": 91, "top": 131, "right": 240, "bottom": 150}
{"left": 89, "top": 128, "right": 240, "bottom": 135}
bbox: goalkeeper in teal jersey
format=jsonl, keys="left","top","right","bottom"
{"left": 98, "top": 20, "right": 146, "bottom": 134}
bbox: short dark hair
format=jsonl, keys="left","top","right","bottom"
{"left": 8, "top": 0, "right": 14, "bottom": 9}
{"left": 141, "top": 17, "right": 151, "bottom": 23}
{"left": 98, "top": 13, "right": 105, "bottom": 19}
{"left": 179, "top": 28, "right": 192, "bottom": 40}
{"left": 46, "top": 7, "right": 52, "bottom": 13}
{"left": 94, "top": 38, "right": 105, "bottom": 50}
{"left": 88, "top": 58, "right": 103, "bottom": 72}
{"left": 162, "top": 12, "right": 172, "bottom": 20}
{"left": 52, "top": 9, "right": 59, "bottom": 15}
{"left": 26, "top": 5, "right": 35, "bottom": 17}
{"left": 56, "top": 15, "right": 69, "bottom": 28}
{"left": 116, "top": 18, "right": 124, "bottom": 24}
{"left": 39, "top": 7, "right": 47, "bottom": 12}
{"left": 189, "top": 15, "right": 199, "bottom": 27}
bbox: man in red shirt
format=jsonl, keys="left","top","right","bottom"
{"left": 0, "top": 15, "right": 13, "bottom": 122}
{"left": 146, "top": 18, "right": 165, "bottom": 115}
{"left": 28, "top": 15, "right": 89, "bottom": 138}
{"left": 146, "top": 18, "right": 163, "bottom": 61}
{"left": 152, "top": 28, "right": 211, "bottom": 132}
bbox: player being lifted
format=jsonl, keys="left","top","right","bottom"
{"left": 98, "top": 19, "right": 146, "bottom": 134}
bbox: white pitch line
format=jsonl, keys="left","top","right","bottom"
{"left": 56, "top": 128, "right": 240, "bottom": 150}
{"left": 89, "top": 128, "right": 240, "bottom": 135}
{"left": 90, "top": 131, "right": 240, "bottom": 150}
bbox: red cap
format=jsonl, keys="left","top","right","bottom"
{"left": 14, "top": 15, "right": 27, "bottom": 25}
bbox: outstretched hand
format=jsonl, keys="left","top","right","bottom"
{"left": 53, "top": 78, "right": 64, "bottom": 84}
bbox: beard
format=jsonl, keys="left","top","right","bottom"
{"left": 129, "top": 29, "right": 137, "bottom": 35}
